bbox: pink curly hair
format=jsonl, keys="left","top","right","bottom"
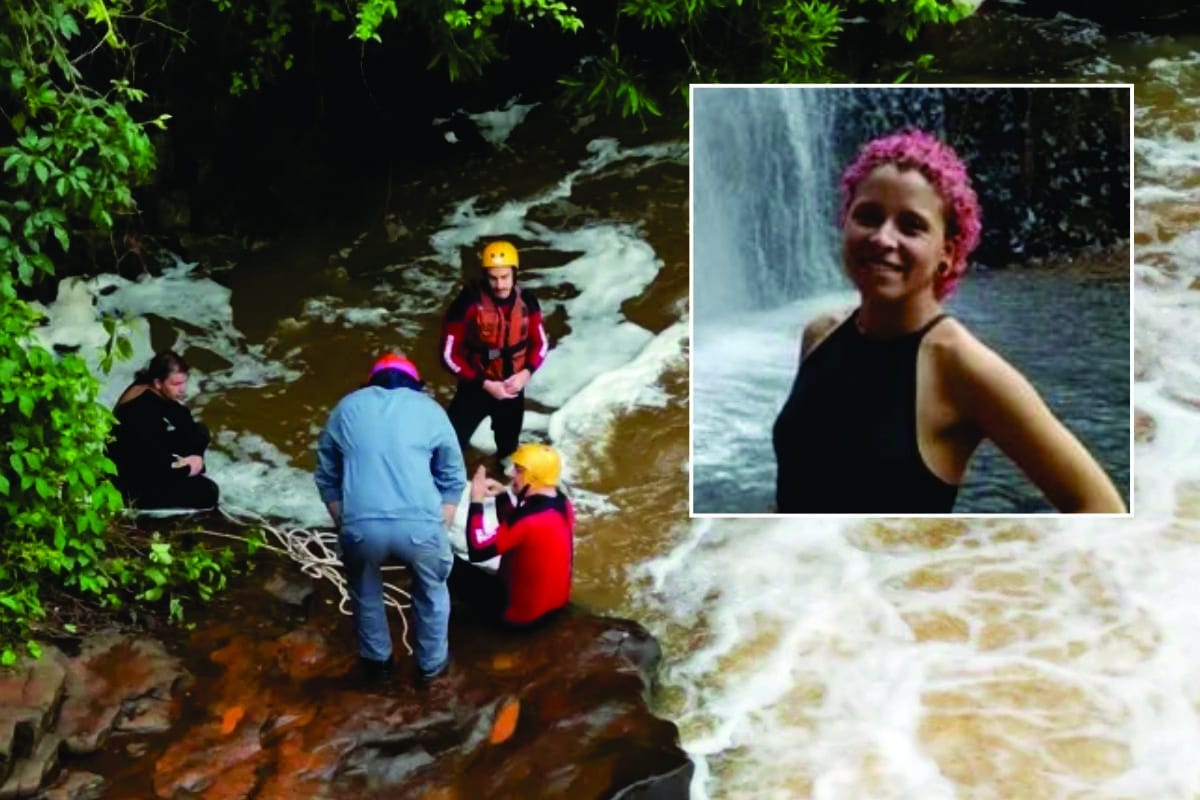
{"left": 838, "top": 129, "right": 982, "bottom": 300}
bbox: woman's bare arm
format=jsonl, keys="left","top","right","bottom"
{"left": 947, "top": 337, "right": 1126, "bottom": 513}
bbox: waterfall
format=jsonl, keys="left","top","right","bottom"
{"left": 693, "top": 88, "right": 845, "bottom": 321}
{"left": 694, "top": 86, "right": 1127, "bottom": 326}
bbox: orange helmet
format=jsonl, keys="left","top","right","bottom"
{"left": 480, "top": 240, "right": 519, "bottom": 270}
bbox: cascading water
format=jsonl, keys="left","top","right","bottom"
{"left": 692, "top": 88, "right": 846, "bottom": 322}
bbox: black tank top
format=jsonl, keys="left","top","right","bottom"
{"left": 772, "top": 311, "right": 958, "bottom": 513}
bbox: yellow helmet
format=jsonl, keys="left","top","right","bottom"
{"left": 511, "top": 443, "right": 561, "bottom": 490}
{"left": 480, "top": 240, "right": 519, "bottom": 270}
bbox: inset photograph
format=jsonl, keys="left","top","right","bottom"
{"left": 691, "top": 85, "right": 1132, "bottom": 515}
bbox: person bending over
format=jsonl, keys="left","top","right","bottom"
{"left": 315, "top": 353, "right": 466, "bottom": 685}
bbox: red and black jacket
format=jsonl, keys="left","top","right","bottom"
{"left": 465, "top": 490, "right": 574, "bottom": 625}
{"left": 439, "top": 283, "right": 548, "bottom": 382}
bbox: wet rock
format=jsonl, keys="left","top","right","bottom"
{"left": 273, "top": 629, "right": 329, "bottom": 682}
{"left": 144, "top": 591, "right": 691, "bottom": 800}
{"left": 0, "top": 647, "right": 67, "bottom": 781}
{"left": 57, "top": 634, "right": 189, "bottom": 755}
{"left": 0, "top": 733, "right": 59, "bottom": 799}
{"left": 36, "top": 771, "right": 106, "bottom": 800}
{"left": 153, "top": 722, "right": 266, "bottom": 799}
{"left": 263, "top": 569, "right": 315, "bottom": 611}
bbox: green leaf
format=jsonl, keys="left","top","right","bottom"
{"left": 150, "top": 542, "right": 173, "bottom": 565}
{"left": 60, "top": 13, "right": 81, "bottom": 39}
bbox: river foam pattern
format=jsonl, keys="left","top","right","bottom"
{"left": 642, "top": 50, "right": 1199, "bottom": 800}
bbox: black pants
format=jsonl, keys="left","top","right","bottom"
{"left": 447, "top": 381, "right": 524, "bottom": 461}
{"left": 448, "top": 556, "right": 565, "bottom": 631}
{"left": 130, "top": 473, "right": 220, "bottom": 510}
{"left": 448, "top": 556, "right": 507, "bottom": 624}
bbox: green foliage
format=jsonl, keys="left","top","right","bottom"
{"left": 0, "top": 294, "right": 255, "bottom": 651}
{"left": 207, "top": 0, "right": 297, "bottom": 95}
{"left": 559, "top": 45, "right": 662, "bottom": 126}
{"left": 0, "top": 1, "right": 164, "bottom": 294}
{"left": 405, "top": 0, "right": 584, "bottom": 84}
{"left": 134, "top": 533, "right": 234, "bottom": 622}
{"left": 0, "top": 293, "right": 122, "bottom": 650}
{"left": 0, "top": 1, "right": 250, "bottom": 658}
{"left": 764, "top": 0, "right": 843, "bottom": 83}
{"left": 877, "top": 0, "right": 973, "bottom": 42}
{"left": 554, "top": 0, "right": 975, "bottom": 123}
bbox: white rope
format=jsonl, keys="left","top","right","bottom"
{"left": 132, "top": 505, "right": 414, "bottom": 656}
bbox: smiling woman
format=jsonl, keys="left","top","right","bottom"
{"left": 770, "top": 129, "right": 1126, "bottom": 514}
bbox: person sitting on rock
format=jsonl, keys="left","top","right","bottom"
{"left": 463, "top": 443, "right": 574, "bottom": 627}
{"left": 110, "top": 350, "right": 219, "bottom": 511}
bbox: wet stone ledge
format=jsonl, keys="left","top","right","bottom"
{"left": 0, "top": 634, "right": 187, "bottom": 800}
{"left": 146, "top": 595, "right": 692, "bottom": 799}
{"left": 5, "top": 513, "right": 691, "bottom": 799}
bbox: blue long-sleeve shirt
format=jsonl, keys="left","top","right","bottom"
{"left": 314, "top": 384, "right": 466, "bottom": 528}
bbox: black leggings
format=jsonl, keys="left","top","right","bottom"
{"left": 447, "top": 381, "right": 525, "bottom": 460}
{"left": 130, "top": 474, "right": 220, "bottom": 510}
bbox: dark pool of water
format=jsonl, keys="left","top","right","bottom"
{"left": 693, "top": 265, "right": 1131, "bottom": 515}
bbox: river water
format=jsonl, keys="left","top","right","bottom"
{"left": 35, "top": 10, "right": 1200, "bottom": 800}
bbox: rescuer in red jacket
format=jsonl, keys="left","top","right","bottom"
{"left": 438, "top": 240, "right": 549, "bottom": 461}
{"left": 464, "top": 443, "right": 574, "bottom": 627}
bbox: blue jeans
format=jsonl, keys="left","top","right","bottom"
{"left": 341, "top": 518, "right": 453, "bottom": 675}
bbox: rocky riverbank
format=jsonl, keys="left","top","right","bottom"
{"left": 1, "top": 516, "right": 691, "bottom": 799}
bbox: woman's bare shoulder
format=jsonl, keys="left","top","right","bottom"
{"left": 801, "top": 308, "right": 853, "bottom": 358}
{"left": 924, "top": 318, "right": 1029, "bottom": 398}
{"left": 926, "top": 317, "right": 998, "bottom": 365}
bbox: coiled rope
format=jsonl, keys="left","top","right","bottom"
{"left": 140, "top": 504, "right": 415, "bottom": 655}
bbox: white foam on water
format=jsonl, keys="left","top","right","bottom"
{"left": 549, "top": 319, "right": 688, "bottom": 478}
{"left": 428, "top": 137, "right": 688, "bottom": 451}
{"left": 640, "top": 52, "right": 1200, "bottom": 800}
{"left": 29, "top": 277, "right": 157, "bottom": 407}
{"left": 300, "top": 296, "right": 392, "bottom": 328}
{"left": 207, "top": 431, "right": 329, "bottom": 528}
{"left": 467, "top": 96, "right": 538, "bottom": 147}
{"left": 83, "top": 255, "right": 301, "bottom": 403}
{"left": 37, "top": 134, "right": 686, "bottom": 542}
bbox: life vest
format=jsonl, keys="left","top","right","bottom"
{"left": 470, "top": 289, "right": 529, "bottom": 380}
